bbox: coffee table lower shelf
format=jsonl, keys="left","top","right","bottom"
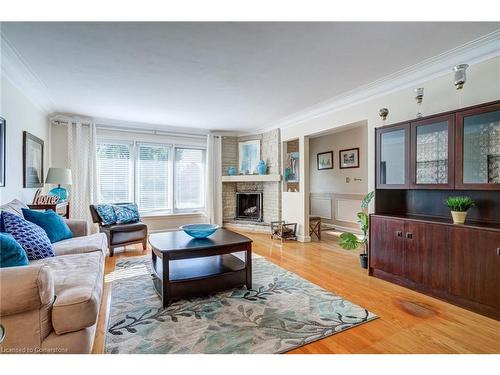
{"left": 151, "top": 254, "right": 249, "bottom": 306}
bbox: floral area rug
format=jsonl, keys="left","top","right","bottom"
{"left": 105, "top": 255, "right": 377, "bottom": 354}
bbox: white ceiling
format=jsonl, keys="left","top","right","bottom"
{"left": 1, "top": 22, "right": 498, "bottom": 132}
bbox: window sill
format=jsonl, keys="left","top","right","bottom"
{"left": 140, "top": 211, "right": 206, "bottom": 219}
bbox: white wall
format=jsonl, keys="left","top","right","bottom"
{"left": 0, "top": 79, "right": 49, "bottom": 204}
{"left": 308, "top": 124, "right": 368, "bottom": 230}
{"left": 309, "top": 123, "right": 368, "bottom": 195}
{"left": 281, "top": 56, "right": 500, "bottom": 241}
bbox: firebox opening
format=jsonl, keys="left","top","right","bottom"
{"left": 235, "top": 192, "right": 263, "bottom": 222}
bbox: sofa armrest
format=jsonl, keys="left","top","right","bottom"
{"left": 0, "top": 264, "right": 55, "bottom": 316}
{"left": 66, "top": 219, "right": 89, "bottom": 237}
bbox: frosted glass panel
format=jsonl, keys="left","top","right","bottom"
{"left": 415, "top": 121, "right": 448, "bottom": 184}
{"left": 380, "top": 129, "right": 406, "bottom": 185}
{"left": 463, "top": 110, "right": 500, "bottom": 184}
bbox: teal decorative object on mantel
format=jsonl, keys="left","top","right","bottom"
{"left": 228, "top": 166, "right": 236, "bottom": 176}
{"left": 257, "top": 160, "right": 267, "bottom": 175}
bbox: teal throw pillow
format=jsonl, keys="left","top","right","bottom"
{"left": 96, "top": 204, "right": 117, "bottom": 225}
{"left": 21, "top": 208, "right": 73, "bottom": 244}
{"left": 0, "top": 232, "right": 29, "bottom": 268}
{"left": 113, "top": 203, "right": 140, "bottom": 224}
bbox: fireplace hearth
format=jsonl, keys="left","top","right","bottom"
{"left": 235, "top": 192, "right": 263, "bottom": 221}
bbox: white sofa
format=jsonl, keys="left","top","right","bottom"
{"left": 0, "top": 199, "right": 108, "bottom": 354}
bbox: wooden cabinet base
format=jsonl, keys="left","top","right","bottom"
{"left": 370, "top": 268, "right": 500, "bottom": 321}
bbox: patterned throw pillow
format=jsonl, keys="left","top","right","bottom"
{"left": 1, "top": 211, "right": 55, "bottom": 260}
{"left": 96, "top": 204, "right": 117, "bottom": 225}
{"left": 113, "top": 203, "right": 140, "bottom": 224}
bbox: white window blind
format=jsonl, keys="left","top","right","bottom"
{"left": 96, "top": 142, "right": 132, "bottom": 203}
{"left": 137, "top": 143, "right": 171, "bottom": 212}
{"left": 174, "top": 148, "right": 205, "bottom": 210}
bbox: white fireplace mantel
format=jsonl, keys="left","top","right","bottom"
{"left": 221, "top": 174, "right": 282, "bottom": 183}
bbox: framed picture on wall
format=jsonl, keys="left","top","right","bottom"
{"left": 238, "top": 139, "right": 260, "bottom": 174}
{"left": 317, "top": 151, "right": 333, "bottom": 170}
{"left": 339, "top": 147, "right": 360, "bottom": 169}
{"left": 0, "top": 117, "right": 5, "bottom": 187}
{"left": 23, "top": 131, "right": 44, "bottom": 188}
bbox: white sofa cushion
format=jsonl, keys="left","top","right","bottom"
{"left": 0, "top": 198, "right": 28, "bottom": 216}
{"left": 52, "top": 233, "right": 108, "bottom": 256}
{"left": 33, "top": 251, "right": 104, "bottom": 335}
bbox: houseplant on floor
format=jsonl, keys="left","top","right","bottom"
{"left": 446, "top": 196, "right": 474, "bottom": 224}
{"left": 338, "top": 191, "right": 374, "bottom": 269}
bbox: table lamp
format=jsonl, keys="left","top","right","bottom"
{"left": 45, "top": 168, "right": 72, "bottom": 202}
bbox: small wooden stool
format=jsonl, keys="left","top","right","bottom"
{"left": 309, "top": 216, "right": 322, "bottom": 240}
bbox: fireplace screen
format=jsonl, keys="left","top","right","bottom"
{"left": 236, "top": 192, "right": 263, "bottom": 221}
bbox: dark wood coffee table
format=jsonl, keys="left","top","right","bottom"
{"left": 149, "top": 229, "right": 252, "bottom": 307}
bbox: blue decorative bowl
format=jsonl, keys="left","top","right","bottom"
{"left": 180, "top": 224, "right": 219, "bottom": 238}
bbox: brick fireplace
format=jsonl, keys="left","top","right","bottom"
{"left": 221, "top": 129, "right": 282, "bottom": 232}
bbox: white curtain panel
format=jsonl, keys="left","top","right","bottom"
{"left": 205, "top": 134, "right": 223, "bottom": 226}
{"left": 66, "top": 121, "right": 98, "bottom": 229}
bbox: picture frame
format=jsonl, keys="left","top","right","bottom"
{"left": 339, "top": 147, "right": 360, "bottom": 169}
{"left": 238, "top": 139, "right": 261, "bottom": 174}
{"left": 0, "top": 117, "right": 5, "bottom": 187}
{"left": 23, "top": 131, "right": 44, "bottom": 188}
{"left": 317, "top": 151, "right": 333, "bottom": 170}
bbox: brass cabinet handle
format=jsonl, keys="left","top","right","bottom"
{"left": 395, "top": 231, "right": 403, "bottom": 238}
{"left": 405, "top": 232, "right": 413, "bottom": 239}
{"left": 497, "top": 247, "right": 500, "bottom": 256}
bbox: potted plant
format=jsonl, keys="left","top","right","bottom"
{"left": 338, "top": 191, "right": 374, "bottom": 269}
{"left": 446, "top": 196, "right": 474, "bottom": 224}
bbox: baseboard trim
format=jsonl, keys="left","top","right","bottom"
{"left": 297, "top": 235, "right": 311, "bottom": 243}
{"left": 322, "top": 223, "right": 362, "bottom": 235}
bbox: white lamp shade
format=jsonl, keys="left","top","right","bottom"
{"left": 45, "top": 168, "right": 72, "bottom": 185}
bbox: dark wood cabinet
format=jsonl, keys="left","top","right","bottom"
{"left": 403, "top": 221, "right": 449, "bottom": 291}
{"left": 372, "top": 100, "right": 500, "bottom": 320}
{"left": 409, "top": 114, "right": 455, "bottom": 189}
{"left": 369, "top": 214, "right": 500, "bottom": 320}
{"left": 376, "top": 100, "right": 499, "bottom": 190}
{"left": 370, "top": 216, "right": 405, "bottom": 276}
{"left": 449, "top": 227, "right": 500, "bottom": 310}
{"left": 455, "top": 101, "right": 500, "bottom": 190}
{"left": 375, "top": 123, "right": 410, "bottom": 189}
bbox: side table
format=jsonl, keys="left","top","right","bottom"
{"left": 27, "top": 201, "right": 70, "bottom": 219}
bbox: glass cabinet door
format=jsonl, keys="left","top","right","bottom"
{"left": 376, "top": 124, "right": 409, "bottom": 188}
{"left": 456, "top": 104, "right": 500, "bottom": 189}
{"left": 410, "top": 115, "right": 454, "bottom": 189}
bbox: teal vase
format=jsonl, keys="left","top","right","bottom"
{"left": 257, "top": 160, "right": 267, "bottom": 175}
{"left": 228, "top": 166, "right": 236, "bottom": 176}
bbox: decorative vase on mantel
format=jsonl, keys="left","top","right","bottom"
{"left": 257, "top": 160, "right": 267, "bottom": 175}
{"left": 228, "top": 166, "right": 236, "bottom": 176}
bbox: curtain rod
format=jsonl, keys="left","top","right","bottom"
{"left": 96, "top": 124, "right": 208, "bottom": 140}
{"left": 50, "top": 119, "right": 207, "bottom": 140}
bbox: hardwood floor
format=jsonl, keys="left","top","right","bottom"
{"left": 92, "top": 230, "right": 500, "bottom": 354}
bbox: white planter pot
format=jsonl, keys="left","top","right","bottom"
{"left": 451, "top": 211, "right": 468, "bottom": 224}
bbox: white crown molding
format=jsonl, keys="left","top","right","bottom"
{"left": 250, "top": 30, "right": 500, "bottom": 134}
{"left": 1, "top": 32, "right": 55, "bottom": 114}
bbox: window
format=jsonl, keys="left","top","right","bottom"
{"left": 175, "top": 148, "right": 205, "bottom": 210}
{"left": 96, "top": 140, "right": 206, "bottom": 214}
{"left": 96, "top": 142, "right": 132, "bottom": 203}
{"left": 137, "top": 143, "right": 171, "bottom": 212}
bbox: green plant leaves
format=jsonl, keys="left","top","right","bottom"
{"left": 361, "top": 191, "right": 375, "bottom": 210}
{"left": 357, "top": 212, "right": 369, "bottom": 233}
{"left": 338, "top": 232, "right": 360, "bottom": 250}
{"left": 445, "top": 196, "right": 474, "bottom": 212}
